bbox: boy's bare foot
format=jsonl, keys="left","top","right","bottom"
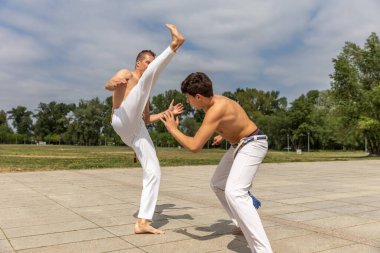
{"left": 166, "top": 24, "right": 185, "bottom": 52}
{"left": 134, "top": 219, "right": 164, "bottom": 234}
{"left": 232, "top": 226, "right": 243, "bottom": 234}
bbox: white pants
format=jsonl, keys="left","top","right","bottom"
{"left": 210, "top": 139, "right": 273, "bottom": 253}
{"left": 111, "top": 46, "right": 175, "bottom": 220}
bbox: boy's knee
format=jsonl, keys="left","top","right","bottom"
{"left": 210, "top": 179, "right": 222, "bottom": 193}
{"left": 224, "top": 187, "right": 241, "bottom": 204}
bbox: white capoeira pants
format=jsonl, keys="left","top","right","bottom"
{"left": 210, "top": 139, "right": 273, "bottom": 253}
{"left": 111, "top": 46, "right": 175, "bottom": 220}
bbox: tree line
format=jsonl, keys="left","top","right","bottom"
{"left": 1, "top": 33, "right": 379, "bottom": 155}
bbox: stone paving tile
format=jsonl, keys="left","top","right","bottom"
{"left": 264, "top": 224, "right": 313, "bottom": 241}
{"left": 106, "top": 249, "right": 146, "bottom": 253}
{"left": 326, "top": 204, "right": 379, "bottom": 215}
{"left": 122, "top": 229, "right": 191, "bottom": 247}
{"left": 259, "top": 204, "right": 312, "bottom": 216}
{"left": 0, "top": 239, "right": 13, "bottom": 252}
{"left": 0, "top": 204, "right": 65, "bottom": 220}
{"left": 276, "top": 196, "right": 322, "bottom": 205}
{"left": 16, "top": 237, "right": 134, "bottom": 253}
{"left": 365, "top": 201, "right": 380, "bottom": 208}
{"left": 3, "top": 220, "right": 98, "bottom": 238}
{"left": 0, "top": 231, "right": 5, "bottom": 240}
{"left": 302, "top": 215, "right": 377, "bottom": 229}
{"left": 9, "top": 228, "right": 114, "bottom": 250}
{"left": 337, "top": 195, "right": 380, "bottom": 205}
{"left": 275, "top": 210, "right": 340, "bottom": 222}
{"left": 0, "top": 160, "right": 379, "bottom": 252}
{"left": 297, "top": 200, "right": 349, "bottom": 210}
{"left": 270, "top": 233, "right": 353, "bottom": 253}
{"left": 139, "top": 234, "right": 245, "bottom": 253}
{"left": 84, "top": 215, "right": 137, "bottom": 227}
{"left": 0, "top": 214, "right": 85, "bottom": 230}
{"left": 355, "top": 210, "right": 380, "bottom": 221}
{"left": 337, "top": 222, "right": 380, "bottom": 240}
{"left": 318, "top": 243, "right": 380, "bottom": 253}
{"left": 0, "top": 197, "right": 56, "bottom": 209}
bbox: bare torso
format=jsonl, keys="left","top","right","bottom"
{"left": 209, "top": 96, "right": 257, "bottom": 144}
{"left": 112, "top": 71, "right": 140, "bottom": 111}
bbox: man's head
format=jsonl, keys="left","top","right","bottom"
{"left": 181, "top": 72, "right": 214, "bottom": 97}
{"left": 135, "top": 50, "right": 156, "bottom": 72}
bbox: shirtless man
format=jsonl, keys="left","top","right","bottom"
{"left": 105, "top": 24, "right": 185, "bottom": 234}
{"left": 160, "top": 72, "right": 273, "bottom": 252}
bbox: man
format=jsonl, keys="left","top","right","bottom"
{"left": 160, "top": 72, "right": 273, "bottom": 252}
{"left": 105, "top": 24, "right": 185, "bottom": 234}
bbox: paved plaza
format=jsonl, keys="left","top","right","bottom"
{"left": 0, "top": 160, "right": 380, "bottom": 253}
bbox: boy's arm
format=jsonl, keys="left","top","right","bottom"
{"left": 160, "top": 110, "right": 219, "bottom": 153}
{"left": 105, "top": 69, "right": 131, "bottom": 91}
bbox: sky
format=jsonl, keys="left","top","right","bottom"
{"left": 1, "top": 0, "right": 380, "bottom": 113}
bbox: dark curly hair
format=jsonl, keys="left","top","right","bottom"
{"left": 181, "top": 72, "right": 213, "bottom": 97}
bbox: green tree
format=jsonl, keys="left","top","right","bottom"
{"left": 65, "top": 98, "right": 106, "bottom": 145}
{"left": 151, "top": 89, "right": 189, "bottom": 132}
{"left": 181, "top": 117, "right": 200, "bottom": 136}
{"left": 232, "top": 88, "right": 287, "bottom": 120}
{"left": 0, "top": 110, "right": 13, "bottom": 143}
{"left": 330, "top": 32, "right": 380, "bottom": 155}
{"left": 7, "top": 106, "right": 33, "bottom": 136}
{"left": 284, "top": 90, "right": 335, "bottom": 150}
{"left": 34, "top": 101, "right": 75, "bottom": 143}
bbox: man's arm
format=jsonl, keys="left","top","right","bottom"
{"left": 105, "top": 69, "right": 131, "bottom": 91}
{"left": 161, "top": 109, "right": 219, "bottom": 153}
{"left": 144, "top": 100, "right": 184, "bottom": 124}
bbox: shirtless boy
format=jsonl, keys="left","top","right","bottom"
{"left": 105, "top": 24, "right": 185, "bottom": 234}
{"left": 160, "top": 72, "right": 273, "bottom": 252}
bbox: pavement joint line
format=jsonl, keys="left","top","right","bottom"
{"left": 11, "top": 237, "right": 132, "bottom": 252}
{"left": 3, "top": 162, "right": 380, "bottom": 252}
{"left": 313, "top": 242, "right": 359, "bottom": 253}
{"left": 0, "top": 226, "right": 15, "bottom": 251}
{"left": 73, "top": 170, "right": 215, "bottom": 208}
{"left": 261, "top": 214, "right": 380, "bottom": 248}
{"left": 5, "top": 175, "right": 126, "bottom": 248}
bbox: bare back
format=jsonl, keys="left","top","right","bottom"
{"left": 207, "top": 96, "right": 257, "bottom": 144}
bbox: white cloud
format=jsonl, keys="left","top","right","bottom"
{"left": 0, "top": 0, "right": 379, "bottom": 112}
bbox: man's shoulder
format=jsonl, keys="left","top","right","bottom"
{"left": 117, "top": 68, "right": 131, "bottom": 74}
{"left": 115, "top": 69, "right": 132, "bottom": 78}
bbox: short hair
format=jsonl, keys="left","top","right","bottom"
{"left": 181, "top": 72, "right": 214, "bottom": 97}
{"left": 135, "top": 50, "right": 156, "bottom": 63}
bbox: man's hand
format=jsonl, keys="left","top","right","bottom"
{"left": 160, "top": 111, "right": 179, "bottom": 132}
{"left": 167, "top": 99, "right": 184, "bottom": 115}
{"left": 105, "top": 69, "right": 132, "bottom": 91}
{"left": 112, "top": 77, "right": 128, "bottom": 89}
{"left": 212, "top": 135, "right": 223, "bottom": 146}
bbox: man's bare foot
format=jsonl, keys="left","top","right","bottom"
{"left": 166, "top": 24, "right": 185, "bottom": 52}
{"left": 232, "top": 226, "right": 243, "bottom": 234}
{"left": 134, "top": 219, "right": 164, "bottom": 234}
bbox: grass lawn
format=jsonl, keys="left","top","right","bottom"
{"left": 0, "top": 144, "right": 376, "bottom": 172}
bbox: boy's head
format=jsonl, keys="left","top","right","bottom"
{"left": 181, "top": 72, "right": 214, "bottom": 97}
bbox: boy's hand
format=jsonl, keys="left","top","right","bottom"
{"left": 160, "top": 111, "right": 179, "bottom": 132}
{"left": 212, "top": 135, "right": 223, "bottom": 146}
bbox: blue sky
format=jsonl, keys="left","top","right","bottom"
{"left": 1, "top": 0, "right": 380, "bottom": 112}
